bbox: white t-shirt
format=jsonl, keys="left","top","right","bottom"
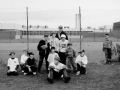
{"left": 49, "top": 62, "right": 65, "bottom": 72}
{"left": 75, "top": 55, "right": 88, "bottom": 67}
{"left": 49, "top": 37, "right": 59, "bottom": 51}
{"left": 20, "top": 54, "right": 28, "bottom": 64}
{"left": 59, "top": 40, "right": 69, "bottom": 52}
{"left": 47, "top": 52, "right": 59, "bottom": 64}
{"left": 7, "top": 58, "right": 19, "bottom": 71}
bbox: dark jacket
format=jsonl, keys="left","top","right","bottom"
{"left": 37, "top": 39, "right": 51, "bottom": 54}
{"left": 56, "top": 31, "right": 68, "bottom": 40}
{"left": 26, "top": 58, "right": 36, "bottom": 66}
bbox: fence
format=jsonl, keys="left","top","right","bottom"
{"left": 0, "top": 7, "right": 120, "bottom": 43}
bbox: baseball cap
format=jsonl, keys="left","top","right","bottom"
{"left": 78, "top": 49, "right": 85, "bottom": 53}
{"left": 9, "top": 52, "right": 15, "bottom": 55}
{"left": 61, "top": 34, "right": 66, "bottom": 38}
{"left": 58, "top": 25, "right": 63, "bottom": 29}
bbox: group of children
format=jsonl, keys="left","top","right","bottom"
{"left": 7, "top": 33, "right": 88, "bottom": 84}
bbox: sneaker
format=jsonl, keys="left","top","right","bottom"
{"left": 61, "top": 75, "right": 63, "bottom": 78}
{"left": 22, "top": 70, "right": 24, "bottom": 73}
{"left": 64, "top": 77, "right": 71, "bottom": 83}
{"left": 24, "top": 73, "right": 27, "bottom": 75}
{"left": 47, "top": 78, "right": 53, "bottom": 84}
{"left": 76, "top": 71, "right": 80, "bottom": 75}
{"left": 33, "top": 72, "right": 36, "bottom": 75}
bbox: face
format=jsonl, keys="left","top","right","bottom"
{"left": 11, "top": 53, "right": 15, "bottom": 58}
{"left": 59, "top": 29, "right": 63, "bottom": 32}
{"left": 23, "top": 51, "right": 27, "bottom": 55}
{"left": 52, "top": 33, "right": 56, "bottom": 38}
{"left": 80, "top": 52, "right": 85, "bottom": 57}
{"left": 61, "top": 37, "right": 65, "bottom": 41}
{"left": 105, "top": 35, "right": 109, "bottom": 39}
{"left": 68, "top": 45, "right": 72, "bottom": 48}
{"left": 44, "top": 37, "right": 48, "bottom": 41}
{"left": 51, "top": 49, "right": 55, "bottom": 53}
{"left": 30, "top": 55, "right": 34, "bottom": 59}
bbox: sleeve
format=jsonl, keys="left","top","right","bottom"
{"left": 37, "top": 40, "right": 44, "bottom": 51}
{"left": 81, "top": 56, "right": 88, "bottom": 65}
{"left": 7, "top": 58, "right": 10, "bottom": 66}
{"left": 47, "top": 54, "right": 50, "bottom": 62}
{"left": 75, "top": 56, "right": 79, "bottom": 63}
{"left": 25, "top": 58, "right": 29, "bottom": 65}
{"left": 33, "top": 58, "right": 36, "bottom": 66}
{"left": 20, "top": 55, "right": 24, "bottom": 63}
{"left": 16, "top": 58, "right": 19, "bottom": 65}
{"left": 73, "top": 49, "right": 76, "bottom": 58}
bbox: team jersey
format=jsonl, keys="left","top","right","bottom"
{"left": 75, "top": 55, "right": 88, "bottom": 67}
{"left": 59, "top": 40, "right": 69, "bottom": 52}
{"left": 47, "top": 52, "right": 59, "bottom": 64}
{"left": 20, "top": 54, "right": 28, "bottom": 64}
{"left": 7, "top": 58, "right": 19, "bottom": 71}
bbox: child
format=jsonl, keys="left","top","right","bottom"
{"left": 49, "top": 32, "right": 59, "bottom": 53}
{"left": 75, "top": 50, "right": 88, "bottom": 75}
{"left": 20, "top": 50, "right": 29, "bottom": 73}
{"left": 47, "top": 46, "right": 59, "bottom": 64}
{"left": 66, "top": 43, "right": 76, "bottom": 72}
{"left": 59, "top": 34, "right": 69, "bottom": 64}
{"left": 23, "top": 52, "right": 37, "bottom": 75}
{"left": 7, "top": 52, "right": 19, "bottom": 76}
{"left": 47, "top": 56, "right": 71, "bottom": 84}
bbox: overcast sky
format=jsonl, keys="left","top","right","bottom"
{"left": 0, "top": 0, "right": 120, "bottom": 28}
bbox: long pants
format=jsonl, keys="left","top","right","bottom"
{"left": 77, "top": 64, "right": 86, "bottom": 74}
{"left": 38, "top": 52, "right": 49, "bottom": 71}
{"left": 104, "top": 48, "right": 112, "bottom": 63}
{"left": 66, "top": 57, "right": 76, "bottom": 71}
{"left": 48, "top": 68, "right": 70, "bottom": 82}
{"left": 59, "top": 52, "right": 66, "bottom": 65}
{"left": 20, "top": 64, "right": 26, "bottom": 71}
{"left": 7, "top": 71, "right": 18, "bottom": 76}
{"left": 24, "top": 66, "right": 37, "bottom": 74}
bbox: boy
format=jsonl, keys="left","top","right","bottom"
{"left": 103, "top": 34, "right": 113, "bottom": 64}
{"left": 75, "top": 50, "right": 88, "bottom": 75}
{"left": 59, "top": 34, "right": 69, "bottom": 64}
{"left": 66, "top": 43, "right": 76, "bottom": 72}
{"left": 20, "top": 50, "right": 29, "bottom": 73}
{"left": 47, "top": 46, "right": 59, "bottom": 64}
{"left": 49, "top": 32, "right": 59, "bottom": 53}
{"left": 47, "top": 56, "right": 71, "bottom": 84}
{"left": 7, "top": 52, "right": 19, "bottom": 76}
{"left": 23, "top": 52, "right": 37, "bottom": 75}
{"left": 37, "top": 34, "right": 51, "bottom": 72}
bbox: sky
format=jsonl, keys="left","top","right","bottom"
{"left": 0, "top": 0, "right": 120, "bottom": 28}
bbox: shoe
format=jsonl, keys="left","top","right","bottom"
{"left": 64, "top": 77, "right": 71, "bottom": 83}
{"left": 24, "top": 73, "right": 27, "bottom": 75}
{"left": 76, "top": 71, "right": 80, "bottom": 75}
{"left": 61, "top": 75, "right": 63, "bottom": 78}
{"left": 47, "top": 78, "right": 53, "bottom": 84}
{"left": 22, "top": 70, "right": 24, "bottom": 73}
{"left": 33, "top": 72, "right": 36, "bottom": 75}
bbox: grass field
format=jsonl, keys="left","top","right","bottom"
{"left": 0, "top": 41, "right": 120, "bottom": 90}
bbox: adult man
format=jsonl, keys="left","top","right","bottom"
{"left": 37, "top": 35, "right": 51, "bottom": 72}
{"left": 56, "top": 25, "right": 68, "bottom": 40}
{"left": 103, "top": 34, "right": 113, "bottom": 64}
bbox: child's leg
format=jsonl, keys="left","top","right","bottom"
{"left": 66, "top": 57, "right": 71, "bottom": 72}
{"left": 80, "top": 66, "right": 86, "bottom": 74}
{"left": 70, "top": 58, "right": 76, "bottom": 71}
{"left": 30, "top": 66, "right": 37, "bottom": 73}
{"left": 47, "top": 68, "right": 54, "bottom": 83}
{"left": 77, "top": 63, "right": 81, "bottom": 71}
{"left": 62, "top": 69, "right": 71, "bottom": 83}
{"left": 23, "top": 66, "right": 29, "bottom": 74}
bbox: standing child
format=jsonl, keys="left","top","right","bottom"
{"left": 7, "top": 52, "right": 19, "bottom": 76}
{"left": 66, "top": 43, "right": 76, "bottom": 72}
{"left": 75, "top": 50, "right": 88, "bottom": 75}
{"left": 47, "top": 47, "right": 59, "bottom": 65}
{"left": 20, "top": 50, "right": 29, "bottom": 73}
{"left": 59, "top": 34, "right": 69, "bottom": 64}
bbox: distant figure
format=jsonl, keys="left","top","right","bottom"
{"left": 7, "top": 52, "right": 19, "bottom": 76}
{"left": 47, "top": 56, "right": 71, "bottom": 84}
{"left": 20, "top": 50, "right": 29, "bottom": 73}
{"left": 23, "top": 52, "right": 37, "bottom": 75}
{"left": 103, "top": 34, "right": 113, "bottom": 64}
{"left": 37, "top": 35, "right": 51, "bottom": 72}
{"left": 66, "top": 43, "right": 76, "bottom": 72}
{"left": 59, "top": 34, "right": 69, "bottom": 64}
{"left": 56, "top": 25, "right": 68, "bottom": 40}
{"left": 75, "top": 50, "right": 88, "bottom": 75}
{"left": 49, "top": 32, "right": 59, "bottom": 52}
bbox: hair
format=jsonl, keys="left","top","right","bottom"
{"left": 51, "top": 46, "right": 55, "bottom": 50}
{"left": 105, "top": 34, "right": 109, "bottom": 36}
